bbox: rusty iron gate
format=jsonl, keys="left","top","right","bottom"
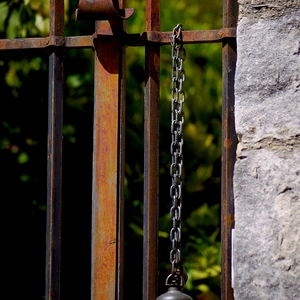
{"left": 0, "top": 0, "right": 237, "bottom": 299}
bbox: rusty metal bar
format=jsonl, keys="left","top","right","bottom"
{"left": 0, "top": 36, "right": 93, "bottom": 50}
{"left": 91, "top": 19, "right": 125, "bottom": 300}
{"left": 221, "top": 0, "right": 237, "bottom": 300}
{"left": 127, "top": 28, "right": 236, "bottom": 46}
{"left": 143, "top": 0, "right": 160, "bottom": 299}
{"left": 46, "top": 1, "right": 64, "bottom": 300}
{"left": 0, "top": 28, "right": 236, "bottom": 51}
{"left": 0, "top": 36, "right": 65, "bottom": 50}
{"left": 64, "top": 36, "right": 94, "bottom": 48}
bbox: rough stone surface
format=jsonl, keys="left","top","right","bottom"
{"left": 235, "top": 12, "right": 300, "bottom": 142}
{"left": 233, "top": 6, "right": 300, "bottom": 300}
{"left": 238, "top": 0, "right": 300, "bottom": 20}
{"left": 233, "top": 148, "right": 300, "bottom": 299}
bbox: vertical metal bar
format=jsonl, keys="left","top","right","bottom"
{"left": 221, "top": 0, "right": 237, "bottom": 299}
{"left": 92, "top": 19, "right": 125, "bottom": 300}
{"left": 143, "top": 0, "right": 160, "bottom": 299}
{"left": 117, "top": 4, "right": 126, "bottom": 296}
{"left": 117, "top": 43, "right": 126, "bottom": 300}
{"left": 46, "top": 1, "right": 64, "bottom": 300}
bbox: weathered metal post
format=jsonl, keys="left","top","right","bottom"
{"left": 46, "top": 1, "right": 64, "bottom": 299}
{"left": 76, "top": 1, "right": 133, "bottom": 299}
{"left": 221, "top": 0, "right": 238, "bottom": 299}
{"left": 143, "top": 0, "right": 160, "bottom": 299}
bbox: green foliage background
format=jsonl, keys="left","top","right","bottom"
{"left": 0, "top": 0, "right": 223, "bottom": 299}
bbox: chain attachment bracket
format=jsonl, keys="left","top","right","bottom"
{"left": 75, "top": 0, "right": 134, "bottom": 21}
{"left": 165, "top": 265, "right": 189, "bottom": 287}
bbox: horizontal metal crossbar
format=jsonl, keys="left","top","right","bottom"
{"left": 127, "top": 28, "right": 236, "bottom": 46}
{"left": 0, "top": 36, "right": 93, "bottom": 51}
{"left": 0, "top": 28, "right": 236, "bottom": 51}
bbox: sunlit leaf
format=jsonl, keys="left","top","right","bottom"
{"left": 35, "top": 14, "right": 49, "bottom": 35}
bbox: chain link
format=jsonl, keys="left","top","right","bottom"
{"left": 169, "top": 24, "right": 186, "bottom": 279}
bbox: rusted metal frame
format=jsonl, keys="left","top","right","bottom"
{"left": 143, "top": 0, "right": 160, "bottom": 300}
{"left": 91, "top": 18, "right": 126, "bottom": 300}
{"left": 221, "top": 0, "right": 237, "bottom": 299}
{"left": 46, "top": 1, "right": 64, "bottom": 300}
{"left": 0, "top": 28, "right": 236, "bottom": 51}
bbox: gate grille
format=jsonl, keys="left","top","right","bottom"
{"left": 0, "top": 0, "right": 237, "bottom": 299}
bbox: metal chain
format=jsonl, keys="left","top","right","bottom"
{"left": 169, "top": 23, "right": 186, "bottom": 282}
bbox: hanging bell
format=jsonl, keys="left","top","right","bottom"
{"left": 156, "top": 287, "right": 192, "bottom": 300}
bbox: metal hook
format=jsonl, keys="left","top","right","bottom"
{"left": 75, "top": 0, "right": 134, "bottom": 21}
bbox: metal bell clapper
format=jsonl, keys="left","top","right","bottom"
{"left": 156, "top": 267, "right": 192, "bottom": 300}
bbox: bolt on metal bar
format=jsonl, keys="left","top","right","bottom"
{"left": 143, "top": 0, "right": 160, "bottom": 299}
{"left": 221, "top": 0, "right": 238, "bottom": 300}
{"left": 91, "top": 18, "right": 126, "bottom": 300}
{"left": 46, "top": 1, "right": 64, "bottom": 300}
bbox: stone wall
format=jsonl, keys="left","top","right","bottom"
{"left": 233, "top": 1, "right": 300, "bottom": 299}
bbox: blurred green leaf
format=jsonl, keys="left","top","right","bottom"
{"left": 0, "top": 2, "right": 9, "bottom": 32}
{"left": 18, "top": 151, "right": 29, "bottom": 164}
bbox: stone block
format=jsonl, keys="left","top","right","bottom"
{"left": 233, "top": 7, "right": 300, "bottom": 300}
{"left": 235, "top": 11, "right": 300, "bottom": 142}
{"left": 233, "top": 148, "right": 300, "bottom": 299}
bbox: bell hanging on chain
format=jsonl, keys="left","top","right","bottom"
{"left": 156, "top": 270, "right": 192, "bottom": 300}
{"left": 156, "top": 287, "right": 192, "bottom": 300}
